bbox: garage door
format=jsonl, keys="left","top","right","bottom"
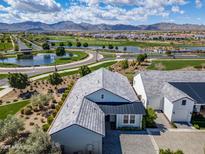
{"left": 174, "top": 110, "right": 189, "bottom": 122}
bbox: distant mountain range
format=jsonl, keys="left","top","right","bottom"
{"left": 0, "top": 21, "right": 205, "bottom": 32}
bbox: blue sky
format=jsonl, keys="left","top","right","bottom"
{"left": 0, "top": 0, "right": 204, "bottom": 25}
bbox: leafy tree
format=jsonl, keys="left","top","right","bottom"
{"left": 121, "top": 59, "right": 129, "bottom": 69}
{"left": 144, "top": 108, "right": 157, "bottom": 127}
{"left": 56, "top": 47, "right": 65, "bottom": 56}
{"left": 67, "top": 41, "right": 72, "bottom": 47}
{"left": 76, "top": 42, "right": 81, "bottom": 47}
{"left": 108, "top": 44, "right": 114, "bottom": 49}
{"left": 48, "top": 72, "right": 63, "bottom": 86}
{"left": 137, "top": 54, "right": 146, "bottom": 64}
{"left": 59, "top": 42, "right": 64, "bottom": 47}
{"left": 83, "top": 42, "right": 88, "bottom": 47}
{"left": 123, "top": 47, "right": 127, "bottom": 51}
{"left": 42, "top": 43, "right": 50, "bottom": 50}
{"left": 165, "top": 51, "right": 172, "bottom": 56}
{"left": 51, "top": 42, "right": 55, "bottom": 46}
{"left": 115, "top": 46, "right": 118, "bottom": 50}
{"left": 79, "top": 65, "right": 91, "bottom": 77}
{"left": 9, "top": 128, "right": 61, "bottom": 154}
{"left": 0, "top": 115, "right": 23, "bottom": 142}
{"left": 8, "top": 73, "right": 30, "bottom": 90}
{"left": 102, "top": 45, "right": 105, "bottom": 49}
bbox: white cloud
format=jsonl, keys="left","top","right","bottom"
{"left": 0, "top": 0, "right": 190, "bottom": 24}
{"left": 3, "top": 0, "right": 61, "bottom": 13}
{"left": 195, "top": 0, "right": 202, "bottom": 8}
{"left": 171, "top": 6, "right": 184, "bottom": 14}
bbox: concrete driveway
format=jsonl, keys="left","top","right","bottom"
{"left": 103, "top": 130, "right": 156, "bottom": 154}
{"left": 151, "top": 131, "right": 205, "bottom": 154}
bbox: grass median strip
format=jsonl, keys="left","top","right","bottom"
{"left": 0, "top": 100, "right": 30, "bottom": 120}
{"left": 148, "top": 59, "right": 205, "bottom": 70}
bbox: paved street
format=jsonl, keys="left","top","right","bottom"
{"left": 151, "top": 131, "right": 205, "bottom": 154}
{"left": 103, "top": 130, "right": 156, "bottom": 154}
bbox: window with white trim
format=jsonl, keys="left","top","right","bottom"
{"left": 123, "top": 115, "right": 129, "bottom": 124}
{"left": 130, "top": 115, "right": 135, "bottom": 124}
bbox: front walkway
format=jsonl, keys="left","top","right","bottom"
{"left": 155, "top": 111, "right": 172, "bottom": 131}
{"left": 103, "top": 130, "right": 156, "bottom": 154}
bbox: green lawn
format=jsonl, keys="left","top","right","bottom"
{"left": 54, "top": 51, "right": 88, "bottom": 65}
{"left": 0, "top": 62, "right": 19, "bottom": 67}
{"left": 0, "top": 43, "right": 13, "bottom": 51}
{"left": 0, "top": 74, "right": 8, "bottom": 79}
{"left": 35, "top": 35, "right": 173, "bottom": 48}
{"left": 148, "top": 59, "right": 205, "bottom": 70}
{"left": 0, "top": 100, "right": 30, "bottom": 120}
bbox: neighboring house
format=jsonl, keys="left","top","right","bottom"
{"left": 49, "top": 68, "right": 145, "bottom": 154}
{"left": 133, "top": 71, "right": 205, "bottom": 123}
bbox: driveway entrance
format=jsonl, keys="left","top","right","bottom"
{"left": 103, "top": 130, "right": 156, "bottom": 154}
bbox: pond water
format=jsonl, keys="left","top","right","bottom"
{"left": 185, "top": 46, "right": 205, "bottom": 51}
{"left": 0, "top": 53, "right": 71, "bottom": 67}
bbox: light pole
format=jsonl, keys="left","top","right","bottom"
{"left": 54, "top": 56, "right": 57, "bottom": 72}
{"left": 96, "top": 49, "right": 99, "bottom": 62}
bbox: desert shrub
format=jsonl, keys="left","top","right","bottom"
{"left": 55, "top": 105, "right": 61, "bottom": 112}
{"left": 48, "top": 89, "right": 53, "bottom": 93}
{"left": 29, "top": 122, "right": 34, "bottom": 126}
{"left": 194, "top": 65, "right": 202, "bottom": 69}
{"left": 52, "top": 110, "right": 58, "bottom": 117}
{"left": 52, "top": 99, "right": 57, "bottom": 104}
{"left": 21, "top": 108, "right": 24, "bottom": 114}
{"left": 47, "top": 115, "right": 54, "bottom": 125}
{"left": 194, "top": 124, "right": 200, "bottom": 129}
{"left": 121, "top": 59, "right": 129, "bottom": 69}
{"left": 41, "top": 118, "right": 45, "bottom": 123}
{"left": 24, "top": 107, "right": 32, "bottom": 115}
{"left": 160, "top": 149, "right": 184, "bottom": 154}
{"left": 13, "top": 99, "right": 18, "bottom": 102}
{"left": 58, "top": 101, "right": 63, "bottom": 106}
{"left": 6, "top": 101, "right": 10, "bottom": 104}
{"left": 42, "top": 124, "right": 50, "bottom": 132}
{"left": 50, "top": 104, "right": 56, "bottom": 109}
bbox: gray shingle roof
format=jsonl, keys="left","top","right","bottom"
{"left": 169, "top": 82, "right": 205, "bottom": 104}
{"left": 162, "top": 82, "right": 193, "bottom": 102}
{"left": 49, "top": 68, "right": 140, "bottom": 135}
{"left": 138, "top": 71, "right": 205, "bottom": 100}
{"left": 99, "top": 102, "right": 145, "bottom": 115}
{"left": 76, "top": 99, "right": 105, "bottom": 135}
